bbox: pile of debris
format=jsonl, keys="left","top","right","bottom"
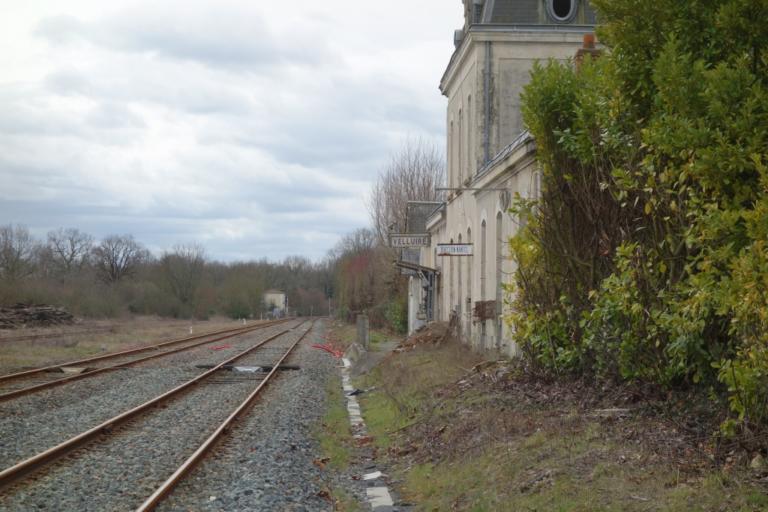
{"left": 0, "top": 303, "right": 76, "bottom": 329}
{"left": 396, "top": 322, "right": 452, "bottom": 352}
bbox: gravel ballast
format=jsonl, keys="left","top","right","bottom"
{"left": 0, "top": 322, "right": 316, "bottom": 511}
{"left": 156, "top": 320, "right": 340, "bottom": 511}
{"left": 0, "top": 320, "right": 303, "bottom": 470}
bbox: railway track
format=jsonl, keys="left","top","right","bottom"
{"left": 0, "top": 318, "right": 290, "bottom": 401}
{"left": 0, "top": 320, "right": 316, "bottom": 511}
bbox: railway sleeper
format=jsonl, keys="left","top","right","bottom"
{"left": 194, "top": 364, "right": 301, "bottom": 372}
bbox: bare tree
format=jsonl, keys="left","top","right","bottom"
{"left": 368, "top": 137, "right": 446, "bottom": 243}
{"left": 92, "top": 235, "right": 149, "bottom": 284}
{"left": 160, "top": 244, "right": 206, "bottom": 306}
{"left": 0, "top": 224, "right": 37, "bottom": 282}
{"left": 47, "top": 228, "right": 93, "bottom": 275}
{"left": 336, "top": 228, "right": 377, "bottom": 256}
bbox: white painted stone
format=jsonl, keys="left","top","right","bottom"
{"left": 366, "top": 487, "right": 394, "bottom": 508}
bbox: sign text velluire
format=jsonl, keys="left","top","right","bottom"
{"left": 437, "top": 243, "right": 473, "bottom": 256}
{"left": 389, "top": 234, "right": 431, "bottom": 248}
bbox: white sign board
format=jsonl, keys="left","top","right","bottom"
{"left": 437, "top": 244, "right": 473, "bottom": 256}
{"left": 390, "top": 234, "right": 431, "bottom": 248}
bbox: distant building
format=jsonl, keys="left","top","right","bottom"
{"left": 423, "top": 0, "right": 597, "bottom": 354}
{"left": 263, "top": 289, "right": 286, "bottom": 317}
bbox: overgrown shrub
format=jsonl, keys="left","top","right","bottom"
{"left": 384, "top": 296, "right": 408, "bottom": 335}
{"left": 511, "top": 0, "right": 768, "bottom": 429}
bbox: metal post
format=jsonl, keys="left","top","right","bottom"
{"left": 356, "top": 314, "right": 369, "bottom": 350}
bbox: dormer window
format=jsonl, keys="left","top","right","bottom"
{"left": 547, "top": 0, "right": 578, "bottom": 23}
{"left": 472, "top": 0, "right": 485, "bottom": 24}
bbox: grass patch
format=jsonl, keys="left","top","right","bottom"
{"left": 316, "top": 374, "right": 354, "bottom": 470}
{"left": 355, "top": 336, "right": 768, "bottom": 511}
{"left": 330, "top": 320, "right": 397, "bottom": 353}
{"left": 0, "top": 317, "right": 241, "bottom": 370}
{"left": 327, "top": 489, "right": 366, "bottom": 512}
{"left": 314, "top": 355, "right": 366, "bottom": 511}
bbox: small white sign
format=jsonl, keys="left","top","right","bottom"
{"left": 390, "top": 234, "right": 431, "bottom": 248}
{"left": 437, "top": 243, "right": 473, "bottom": 256}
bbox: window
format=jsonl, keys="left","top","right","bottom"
{"left": 467, "top": 95, "right": 473, "bottom": 176}
{"left": 495, "top": 213, "right": 503, "bottom": 349}
{"left": 480, "top": 220, "right": 487, "bottom": 300}
{"left": 458, "top": 233, "right": 463, "bottom": 314}
{"left": 466, "top": 227, "right": 472, "bottom": 334}
{"left": 458, "top": 109, "right": 463, "bottom": 185}
{"left": 449, "top": 121, "right": 455, "bottom": 187}
{"left": 547, "top": 0, "right": 577, "bottom": 23}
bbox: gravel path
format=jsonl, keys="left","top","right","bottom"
{"left": 0, "top": 322, "right": 313, "bottom": 511}
{"left": 157, "top": 319, "right": 338, "bottom": 512}
{"left": 0, "top": 320, "right": 303, "bottom": 470}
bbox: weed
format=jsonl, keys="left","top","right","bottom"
{"left": 316, "top": 375, "right": 354, "bottom": 470}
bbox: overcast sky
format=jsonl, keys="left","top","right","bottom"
{"left": 0, "top": 1, "right": 461, "bottom": 262}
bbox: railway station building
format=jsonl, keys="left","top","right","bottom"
{"left": 420, "top": 0, "right": 597, "bottom": 355}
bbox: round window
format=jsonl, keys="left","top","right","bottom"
{"left": 547, "top": 0, "right": 577, "bottom": 22}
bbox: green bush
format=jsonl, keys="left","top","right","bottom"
{"left": 384, "top": 296, "right": 408, "bottom": 335}
{"left": 512, "top": 0, "right": 768, "bottom": 427}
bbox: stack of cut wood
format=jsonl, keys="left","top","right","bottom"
{"left": 0, "top": 303, "right": 76, "bottom": 329}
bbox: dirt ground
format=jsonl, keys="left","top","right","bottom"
{"left": 0, "top": 316, "right": 253, "bottom": 371}
{"left": 346, "top": 323, "right": 768, "bottom": 511}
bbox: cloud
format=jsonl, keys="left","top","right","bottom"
{"left": 35, "top": 4, "right": 332, "bottom": 71}
{"left": 0, "top": 0, "right": 460, "bottom": 261}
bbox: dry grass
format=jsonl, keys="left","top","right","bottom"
{"left": 0, "top": 316, "right": 251, "bottom": 371}
{"left": 355, "top": 332, "right": 768, "bottom": 511}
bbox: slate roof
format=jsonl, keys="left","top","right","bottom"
{"left": 406, "top": 202, "right": 443, "bottom": 234}
{"left": 481, "top": 0, "right": 597, "bottom": 25}
{"left": 484, "top": 0, "right": 540, "bottom": 24}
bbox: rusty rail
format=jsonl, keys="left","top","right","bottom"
{"left": 0, "top": 319, "right": 289, "bottom": 385}
{"left": 0, "top": 320, "right": 308, "bottom": 491}
{"left": 136, "top": 320, "right": 316, "bottom": 511}
{"left": 0, "top": 320, "right": 293, "bottom": 403}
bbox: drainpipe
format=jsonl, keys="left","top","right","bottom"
{"left": 483, "top": 41, "right": 492, "bottom": 164}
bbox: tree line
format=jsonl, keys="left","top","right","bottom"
{"left": 0, "top": 225, "right": 332, "bottom": 319}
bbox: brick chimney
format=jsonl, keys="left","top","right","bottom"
{"left": 575, "top": 33, "right": 601, "bottom": 70}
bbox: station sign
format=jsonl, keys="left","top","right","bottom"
{"left": 437, "top": 243, "right": 473, "bottom": 256}
{"left": 389, "top": 233, "right": 431, "bottom": 248}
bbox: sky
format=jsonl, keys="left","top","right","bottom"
{"left": 0, "top": 0, "right": 462, "bottom": 262}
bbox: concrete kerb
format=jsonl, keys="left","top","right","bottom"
{"left": 340, "top": 355, "right": 395, "bottom": 511}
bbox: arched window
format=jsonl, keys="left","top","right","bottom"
{"left": 467, "top": 95, "right": 473, "bottom": 177}
{"left": 495, "top": 213, "right": 504, "bottom": 348}
{"left": 547, "top": 0, "right": 577, "bottom": 23}
{"left": 458, "top": 109, "right": 463, "bottom": 186}
{"left": 457, "top": 233, "right": 463, "bottom": 315}
{"left": 480, "top": 220, "right": 487, "bottom": 300}
{"left": 449, "top": 237, "right": 454, "bottom": 312}
{"left": 466, "top": 227, "right": 473, "bottom": 333}
{"left": 449, "top": 121, "right": 455, "bottom": 188}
